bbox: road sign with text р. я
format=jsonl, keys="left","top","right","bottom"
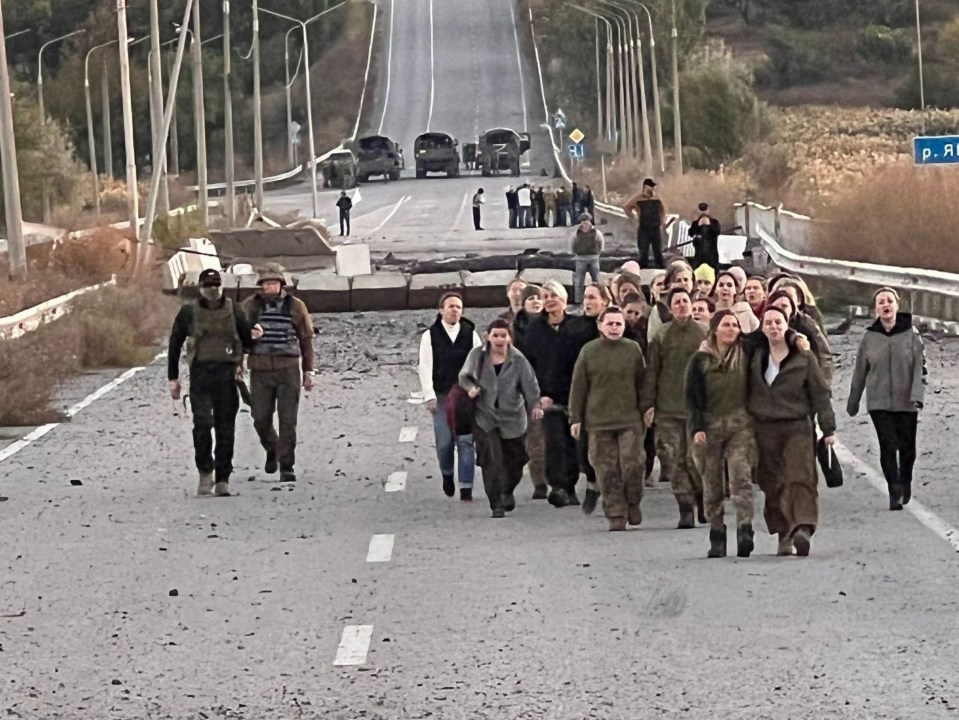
{"left": 914, "top": 136, "right": 959, "bottom": 165}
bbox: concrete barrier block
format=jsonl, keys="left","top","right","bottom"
{"left": 296, "top": 273, "right": 352, "bottom": 313}
{"left": 520, "top": 268, "right": 575, "bottom": 297}
{"left": 460, "top": 270, "right": 518, "bottom": 308}
{"left": 408, "top": 272, "right": 464, "bottom": 310}
{"left": 335, "top": 244, "right": 372, "bottom": 277}
{"left": 351, "top": 272, "right": 410, "bottom": 311}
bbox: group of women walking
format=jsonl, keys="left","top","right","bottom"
{"left": 444, "top": 258, "right": 926, "bottom": 559}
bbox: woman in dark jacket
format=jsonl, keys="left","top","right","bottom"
{"left": 511, "top": 285, "right": 547, "bottom": 499}
{"left": 765, "top": 290, "right": 833, "bottom": 384}
{"left": 686, "top": 310, "right": 757, "bottom": 558}
{"left": 847, "top": 287, "right": 926, "bottom": 510}
{"left": 748, "top": 307, "right": 837, "bottom": 558}
{"left": 459, "top": 319, "right": 543, "bottom": 517}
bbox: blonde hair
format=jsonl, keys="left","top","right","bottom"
{"left": 541, "top": 279, "right": 568, "bottom": 302}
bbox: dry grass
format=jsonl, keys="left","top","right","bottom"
{"left": 814, "top": 162, "right": 959, "bottom": 273}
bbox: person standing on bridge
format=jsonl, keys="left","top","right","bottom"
{"left": 517, "top": 183, "right": 533, "bottom": 228}
{"left": 847, "top": 287, "right": 927, "bottom": 511}
{"left": 623, "top": 178, "right": 667, "bottom": 269}
{"left": 418, "top": 292, "right": 484, "bottom": 500}
{"left": 168, "top": 269, "right": 257, "bottom": 497}
{"left": 336, "top": 191, "right": 353, "bottom": 237}
{"left": 506, "top": 186, "right": 519, "bottom": 229}
{"left": 472, "top": 188, "right": 485, "bottom": 231}
{"left": 688, "top": 202, "right": 721, "bottom": 271}
{"left": 571, "top": 213, "right": 604, "bottom": 304}
{"left": 241, "top": 264, "right": 316, "bottom": 483}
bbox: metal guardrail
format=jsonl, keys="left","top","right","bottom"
{"left": 0, "top": 276, "right": 118, "bottom": 341}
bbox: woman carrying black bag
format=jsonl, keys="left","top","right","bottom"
{"left": 847, "top": 287, "right": 927, "bottom": 511}
{"left": 459, "top": 319, "right": 543, "bottom": 518}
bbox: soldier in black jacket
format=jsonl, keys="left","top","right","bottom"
{"left": 335, "top": 191, "right": 353, "bottom": 237}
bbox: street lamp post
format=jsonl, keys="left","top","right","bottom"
{"left": 0, "top": 5, "right": 26, "bottom": 278}
{"left": 670, "top": 0, "right": 683, "bottom": 174}
{"left": 149, "top": 0, "right": 170, "bottom": 214}
{"left": 569, "top": 6, "right": 616, "bottom": 156}
{"left": 915, "top": 0, "right": 926, "bottom": 133}
{"left": 606, "top": 0, "right": 650, "bottom": 170}
{"left": 598, "top": 0, "right": 640, "bottom": 161}
{"left": 38, "top": 28, "right": 85, "bottom": 224}
{"left": 85, "top": 39, "right": 121, "bottom": 216}
{"left": 259, "top": 1, "right": 349, "bottom": 218}
{"left": 625, "top": 1, "right": 664, "bottom": 173}
{"left": 101, "top": 60, "right": 113, "bottom": 178}
{"left": 252, "top": 0, "right": 264, "bottom": 214}
{"left": 284, "top": 26, "right": 301, "bottom": 167}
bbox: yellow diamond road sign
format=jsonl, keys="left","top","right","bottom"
{"left": 569, "top": 128, "right": 585, "bottom": 144}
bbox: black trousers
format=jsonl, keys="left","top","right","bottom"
{"left": 339, "top": 209, "right": 351, "bottom": 236}
{"left": 473, "top": 206, "right": 482, "bottom": 230}
{"left": 638, "top": 227, "right": 665, "bottom": 269}
{"left": 508, "top": 207, "right": 517, "bottom": 228}
{"left": 576, "top": 427, "right": 597, "bottom": 486}
{"left": 869, "top": 410, "right": 919, "bottom": 490}
{"left": 190, "top": 362, "right": 240, "bottom": 481}
{"left": 474, "top": 425, "right": 529, "bottom": 510}
{"left": 644, "top": 426, "right": 656, "bottom": 478}
{"left": 543, "top": 409, "right": 579, "bottom": 492}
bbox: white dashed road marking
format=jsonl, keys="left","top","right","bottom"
{"left": 333, "top": 625, "right": 374, "bottom": 666}
{"left": 385, "top": 471, "right": 407, "bottom": 492}
{"left": 367, "top": 534, "right": 395, "bottom": 563}
{"left": 398, "top": 426, "right": 418, "bottom": 443}
{"left": 836, "top": 442, "right": 959, "bottom": 553}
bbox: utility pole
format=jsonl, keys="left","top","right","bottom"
{"left": 149, "top": 0, "right": 170, "bottom": 214}
{"left": 670, "top": 0, "right": 683, "bottom": 174}
{"left": 252, "top": 0, "right": 264, "bottom": 214}
{"left": 101, "top": 60, "right": 113, "bottom": 177}
{"left": 141, "top": 0, "right": 195, "bottom": 253}
{"left": 594, "top": 19, "right": 602, "bottom": 140}
{"left": 191, "top": 1, "right": 208, "bottom": 227}
{"left": 223, "top": 0, "right": 237, "bottom": 227}
{"left": 0, "top": 3, "right": 26, "bottom": 278}
{"left": 165, "top": 51, "right": 180, "bottom": 176}
{"left": 915, "top": 0, "right": 926, "bottom": 134}
{"left": 84, "top": 43, "right": 105, "bottom": 216}
{"left": 117, "top": 0, "right": 140, "bottom": 243}
{"left": 284, "top": 28, "right": 297, "bottom": 166}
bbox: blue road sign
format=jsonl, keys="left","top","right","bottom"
{"left": 914, "top": 136, "right": 959, "bottom": 165}
{"left": 568, "top": 143, "right": 586, "bottom": 159}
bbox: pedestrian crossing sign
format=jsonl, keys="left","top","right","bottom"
{"left": 569, "top": 128, "right": 585, "bottom": 144}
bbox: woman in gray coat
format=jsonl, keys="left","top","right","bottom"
{"left": 459, "top": 319, "right": 543, "bottom": 518}
{"left": 847, "top": 287, "right": 927, "bottom": 510}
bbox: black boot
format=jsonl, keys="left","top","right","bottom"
{"left": 736, "top": 524, "right": 755, "bottom": 558}
{"left": 677, "top": 495, "right": 695, "bottom": 529}
{"left": 902, "top": 482, "right": 912, "bottom": 505}
{"left": 582, "top": 488, "right": 600, "bottom": 515}
{"left": 264, "top": 450, "right": 278, "bottom": 475}
{"left": 695, "top": 492, "right": 707, "bottom": 525}
{"left": 501, "top": 493, "right": 516, "bottom": 512}
{"left": 889, "top": 484, "right": 904, "bottom": 511}
{"left": 442, "top": 474, "right": 455, "bottom": 498}
{"left": 707, "top": 525, "right": 727, "bottom": 558}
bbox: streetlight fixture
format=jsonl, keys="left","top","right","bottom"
{"left": 623, "top": 0, "right": 664, "bottom": 173}
{"left": 597, "top": 0, "right": 641, "bottom": 162}
{"left": 569, "top": 5, "right": 619, "bottom": 156}
{"left": 4, "top": 28, "right": 30, "bottom": 41}
{"left": 37, "top": 28, "right": 85, "bottom": 223}
{"left": 86, "top": 38, "right": 124, "bottom": 216}
{"left": 258, "top": 1, "right": 349, "bottom": 218}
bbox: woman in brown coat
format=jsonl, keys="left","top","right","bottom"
{"left": 747, "top": 307, "right": 837, "bottom": 557}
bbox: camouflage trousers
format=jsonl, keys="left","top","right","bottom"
{"left": 691, "top": 410, "right": 756, "bottom": 529}
{"left": 525, "top": 414, "right": 547, "bottom": 488}
{"left": 756, "top": 418, "right": 819, "bottom": 537}
{"left": 655, "top": 416, "right": 702, "bottom": 499}
{"left": 588, "top": 427, "right": 646, "bottom": 519}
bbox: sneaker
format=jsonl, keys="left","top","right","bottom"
{"left": 547, "top": 488, "right": 570, "bottom": 508}
{"left": 608, "top": 517, "right": 627, "bottom": 531}
{"left": 582, "top": 488, "right": 600, "bottom": 516}
{"left": 460, "top": 487, "right": 473, "bottom": 502}
{"left": 264, "top": 450, "right": 278, "bottom": 475}
{"left": 627, "top": 504, "right": 642, "bottom": 526}
{"left": 197, "top": 472, "right": 214, "bottom": 496}
{"left": 280, "top": 469, "right": 297, "bottom": 482}
{"left": 793, "top": 526, "right": 811, "bottom": 557}
{"left": 491, "top": 507, "right": 505, "bottom": 519}
{"left": 531, "top": 485, "right": 548, "bottom": 500}
{"left": 442, "top": 474, "right": 455, "bottom": 498}
{"left": 566, "top": 490, "right": 581, "bottom": 507}
{"left": 214, "top": 481, "right": 231, "bottom": 497}
{"left": 501, "top": 493, "right": 516, "bottom": 512}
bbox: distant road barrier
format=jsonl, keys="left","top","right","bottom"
{"left": 0, "top": 276, "right": 117, "bottom": 341}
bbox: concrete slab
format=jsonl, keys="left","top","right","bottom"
{"left": 461, "top": 269, "right": 519, "bottom": 308}
{"left": 520, "top": 268, "right": 575, "bottom": 297}
{"left": 335, "top": 244, "right": 372, "bottom": 277}
{"left": 208, "top": 227, "right": 336, "bottom": 272}
{"left": 351, "top": 272, "right": 409, "bottom": 312}
{"left": 297, "top": 273, "right": 352, "bottom": 313}
{"left": 408, "top": 272, "right": 464, "bottom": 310}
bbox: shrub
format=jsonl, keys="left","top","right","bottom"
{"left": 856, "top": 25, "right": 912, "bottom": 65}
{"left": 755, "top": 25, "right": 831, "bottom": 88}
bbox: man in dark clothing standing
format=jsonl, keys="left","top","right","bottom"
{"left": 555, "top": 186, "right": 572, "bottom": 227}
{"left": 688, "top": 202, "right": 722, "bottom": 270}
{"left": 241, "top": 263, "right": 316, "bottom": 483}
{"left": 533, "top": 186, "right": 547, "bottom": 228}
{"left": 169, "top": 268, "right": 256, "bottom": 497}
{"left": 584, "top": 184, "right": 596, "bottom": 219}
{"left": 506, "top": 186, "right": 519, "bottom": 229}
{"left": 336, "top": 191, "right": 353, "bottom": 237}
{"left": 472, "top": 188, "right": 485, "bottom": 230}
{"left": 518, "top": 279, "right": 596, "bottom": 508}
{"left": 623, "top": 178, "right": 668, "bottom": 269}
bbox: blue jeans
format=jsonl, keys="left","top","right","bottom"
{"left": 574, "top": 257, "right": 600, "bottom": 303}
{"left": 432, "top": 397, "right": 476, "bottom": 487}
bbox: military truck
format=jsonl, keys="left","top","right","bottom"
{"left": 413, "top": 132, "right": 460, "bottom": 178}
{"left": 475, "top": 127, "right": 531, "bottom": 177}
{"left": 350, "top": 135, "right": 403, "bottom": 182}
{"left": 319, "top": 149, "right": 358, "bottom": 189}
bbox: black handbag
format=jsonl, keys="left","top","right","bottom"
{"left": 817, "top": 437, "right": 843, "bottom": 488}
{"left": 444, "top": 352, "right": 485, "bottom": 436}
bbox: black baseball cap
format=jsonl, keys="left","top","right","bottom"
{"left": 198, "top": 269, "right": 222, "bottom": 287}
{"left": 642, "top": 178, "right": 657, "bottom": 188}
